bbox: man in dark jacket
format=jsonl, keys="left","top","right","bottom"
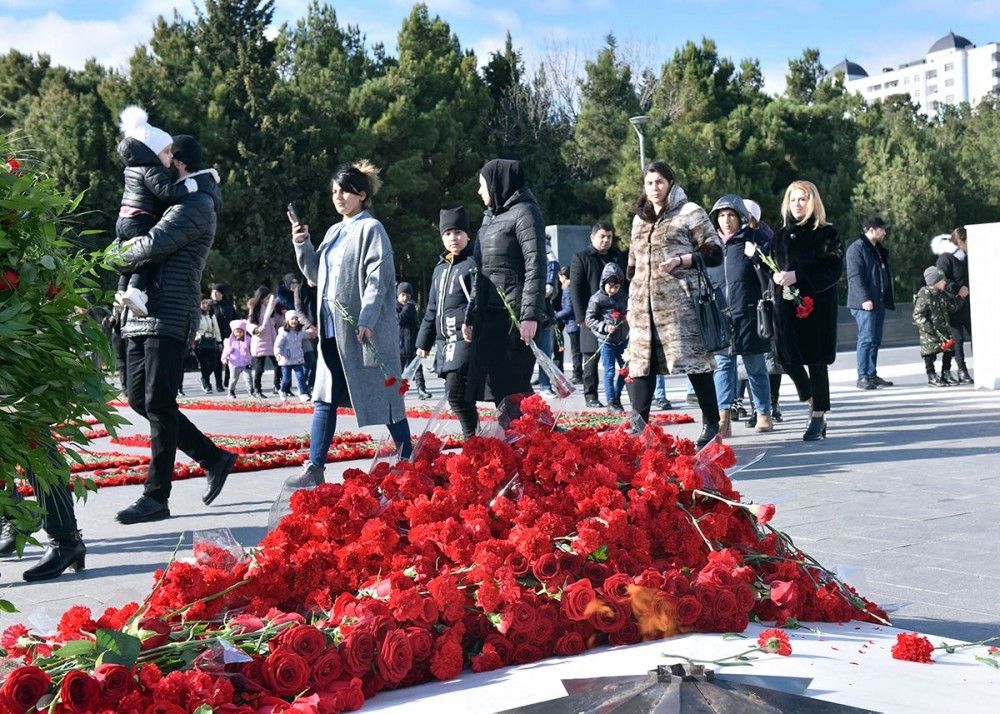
{"left": 846, "top": 216, "right": 895, "bottom": 390}
{"left": 209, "top": 282, "right": 237, "bottom": 390}
{"left": 115, "top": 135, "right": 237, "bottom": 524}
{"left": 570, "top": 222, "right": 629, "bottom": 407}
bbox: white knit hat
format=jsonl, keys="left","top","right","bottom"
{"left": 119, "top": 105, "right": 172, "bottom": 157}
{"left": 744, "top": 199, "right": 762, "bottom": 222}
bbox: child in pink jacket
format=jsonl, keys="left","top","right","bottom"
{"left": 221, "top": 319, "right": 253, "bottom": 398}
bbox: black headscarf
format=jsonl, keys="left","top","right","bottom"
{"left": 480, "top": 159, "right": 526, "bottom": 213}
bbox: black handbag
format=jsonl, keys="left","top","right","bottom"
{"left": 691, "top": 253, "right": 732, "bottom": 353}
{"left": 756, "top": 297, "right": 774, "bottom": 340}
{"left": 197, "top": 335, "right": 218, "bottom": 351}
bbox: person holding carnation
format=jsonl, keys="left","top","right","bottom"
{"left": 584, "top": 262, "right": 629, "bottom": 414}
{"left": 290, "top": 161, "right": 412, "bottom": 485}
{"left": 769, "top": 180, "right": 844, "bottom": 441}
{"left": 913, "top": 266, "right": 966, "bottom": 387}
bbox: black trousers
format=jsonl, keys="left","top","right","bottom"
{"left": 628, "top": 370, "right": 718, "bottom": 426}
{"left": 15, "top": 447, "right": 79, "bottom": 540}
{"left": 252, "top": 355, "right": 281, "bottom": 393}
{"left": 782, "top": 363, "right": 830, "bottom": 412}
{"left": 445, "top": 371, "right": 478, "bottom": 439}
{"left": 582, "top": 350, "right": 599, "bottom": 399}
{"left": 127, "top": 335, "right": 224, "bottom": 503}
{"left": 567, "top": 331, "right": 583, "bottom": 380}
{"left": 468, "top": 311, "right": 535, "bottom": 406}
{"left": 196, "top": 348, "right": 221, "bottom": 389}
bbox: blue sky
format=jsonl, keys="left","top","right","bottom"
{"left": 1, "top": 0, "right": 998, "bottom": 94}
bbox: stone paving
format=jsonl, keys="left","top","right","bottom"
{"left": 1, "top": 346, "right": 997, "bottom": 644}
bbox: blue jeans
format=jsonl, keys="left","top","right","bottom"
{"left": 714, "top": 353, "right": 771, "bottom": 414}
{"left": 280, "top": 364, "right": 307, "bottom": 395}
{"left": 653, "top": 375, "right": 667, "bottom": 401}
{"left": 852, "top": 308, "right": 884, "bottom": 380}
{"left": 309, "top": 337, "right": 411, "bottom": 467}
{"left": 600, "top": 341, "right": 627, "bottom": 402}
{"left": 535, "top": 326, "right": 553, "bottom": 389}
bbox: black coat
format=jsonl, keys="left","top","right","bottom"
{"left": 770, "top": 221, "right": 844, "bottom": 366}
{"left": 396, "top": 300, "right": 419, "bottom": 357}
{"left": 416, "top": 245, "right": 476, "bottom": 374}
{"left": 706, "top": 227, "right": 771, "bottom": 355}
{"left": 211, "top": 297, "right": 238, "bottom": 340}
{"left": 570, "top": 244, "right": 629, "bottom": 352}
{"left": 846, "top": 235, "right": 894, "bottom": 311}
{"left": 470, "top": 188, "right": 546, "bottom": 324}
{"left": 117, "top": 138, "right": 192, "bottom": 223}
{"left": 935, "top": 251, "right": 971, "bottom": 328}
{"left": 120, "top": 171, "right": 223, "bottom": 344}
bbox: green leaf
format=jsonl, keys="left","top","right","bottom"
{"left": 96, "top": 628, "right": 142, "bottom": 668}
{"left": 39, "top": 255, "right": 56, "bottom": 270}
{"left": 0, "top": 598, "right": 17, "bottom": 613}
{"left": 586, "top": 544, "right": 609, "bottom": 562}
{"left": 192, "top": 706, "right": 215, "bottom": 714}
{"left": 53, "top": 639, "right": 97, "bottom": 658}
{"left": 722, "top": 632, "right": 748, "bottom": 640}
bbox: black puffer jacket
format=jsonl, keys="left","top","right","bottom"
{"left": 120, "top": 170, "right": 224, "bottom": 344}
{"left": 471, "top": 188, "right": 546, "bottom": 323}
{"left": 416, "top": 244, "right": 476, "bottom": 374}
{"left": 117, "top": 137, "right": 193, "bottom": 216}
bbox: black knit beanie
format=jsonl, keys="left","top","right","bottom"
{"left": 439, "top": 206, "right": 471, "bottom": 237}
{"left": 171, "top": 135, "right": 202, "bottom": 172}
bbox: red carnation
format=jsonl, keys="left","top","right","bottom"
{"left": 611, "top": 311, "right": 621, "bottom": 319}
{"left": 399, "top": 378, "right": 410, "bottom": 395}
{"left": 5, "top": 157, "right": 20, "bottom": 174}
{"left": 757, "top": 628, "right": 793, "bottom": 656}
{"left": 941, "top": 338, "right": 954, "bottom": 351}
{"left": 756, "top": 503, "right": 775, "bottom": 526}
{"left": 795, "top": 295, "right": 814, "bottom": 319}
{"left": 891, "top": 632, "right": 934, "bottom": 663}
{"left": 384, "top": 376, "right": 397, "bottom": 387}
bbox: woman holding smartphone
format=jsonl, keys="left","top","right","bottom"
{"left": 288, "top": 161, "right": 412, "bottom": 485}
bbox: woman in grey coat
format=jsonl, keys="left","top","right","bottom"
{"left": 290, "top": 162, "right": 412, "bottom": 482}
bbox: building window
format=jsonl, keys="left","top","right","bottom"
{"left": 944, "top": 62, "right": 954, "bottom": 72}
{"left": 945, "top": 78, "right": 954, "bottom": 87}
{"left": 914, "top": 90, "right": 922, "bottom": 97}
{"left": 945, "top": 94, "right": 955, "bottom": 102}
{"left": 926, "top": 69, "right": 937, "bottom": 79}
{"left": 869, "top": 84, "right": 882, "bottom": 92}
{"left": 885, "top": 80, "right": 898, "bottom": 89}
{"left": 928, "top": 84, "right": 938, "bottom": 94}
{"left": 904, "top": 76, "right": 910, "bottom": 85}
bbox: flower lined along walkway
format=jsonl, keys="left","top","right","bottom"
{"left": 1, "top": 397, "right": 899, "bottom": 713}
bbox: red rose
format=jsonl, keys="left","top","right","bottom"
{"left": 238, "top": 654, "right": 266, "bottom": 687}
{"left": 589, "top": 600, "right": 627, "bottom": 633}
{"left": 0, "top": 269, "right": 19, "bottom": 292}
{"left": 757, "top": 628, "right": 792, "bottom": 656}
{"left": 0, "top": 665, "right": 51, "bottom": 713}
{"left": 376, "top": 629, "right": 413, "bottom": 685}
{"left": 46, "top": 281, "right": 62, "bottom": 299}
{"left": 712, "top": 589, "right": 741, "bottom": 621}
{"left": 553, "top": 632, "right": 586, "bottom": 656}
{"left": 560, "top": 578, "right": 596, "bottom": 621}
{"left": 229, "top": 614, "right": 265, "bottom": 634}
{"left": 262, "top": 648, "right": 310, "bottom": 696}
{"left": 342, "top": 628, "right": 376, "bottom": 677}
{"left": 93, "top": 663, "right": 133, "bottom": 701}
{"left": 405, "top": 627, "right": 433, "bottom": 662}
{"left": 280, "top": 624, "right": 327, "bottom": 663}
{"left": 891, "top": 632, "right": 934, "bottom": 663}
{"left": 321, "top": 677, "right": 364, "bottom": 712}
{"left": 137, "top": 617, "right": 172, "bottom": 651}
{"left": 769, "top": 580, "right": 798, "bottom": 608}
{"left": 531, "top": 552, "right": 561, "bottom": 588}
{"left": 675, "top": 595, "right": 702, "bottom": 626}
{"left": 512, "top": 643, "right": 543, "bottom": 664}
{"left": 59, "top": 669, "right": 102, "bottom": 713}
{"left": 309, "top": 646, "right": 344, "bottom": 690}
{"left": 608, "top": 619, "right": 642, "bottom": 646}
{"left": 505, "top": 552, "right": 530, "bottom": 577}
{"left": 509, "top": 600, "right": 538, "bottom": 633}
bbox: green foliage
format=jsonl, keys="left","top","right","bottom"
{"left": 0, "top": 135, "right": 125, "bottom": 530}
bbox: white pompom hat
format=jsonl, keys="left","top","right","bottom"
{"left": 743, "top": 199, "right": 762, "bottom": 222}
{"left": 119, "top": 105, "right": 172, "bottom": 156}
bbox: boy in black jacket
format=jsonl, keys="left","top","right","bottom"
{"left": 396, "top": 282, "right": 430, "bottom": 399}
{"left": 585, "top": 263, "right": 629, "bottom": 413}
{"left": 416, "top": 207, "right": 478, "bottom": 438}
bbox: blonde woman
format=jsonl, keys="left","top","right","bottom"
{"left": 769, "top": 181, "right": 844, "bottom": 441}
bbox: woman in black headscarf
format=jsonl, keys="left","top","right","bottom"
{"left": 463, "top": 159, "right": 547, "bottom": 405}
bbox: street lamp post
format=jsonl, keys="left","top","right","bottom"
{"left": 629, "top": 115, "right": 650, "bottom": 172}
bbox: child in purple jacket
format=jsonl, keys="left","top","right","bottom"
{"left": 221, "top": 319, "right": 253, "bottom": 398}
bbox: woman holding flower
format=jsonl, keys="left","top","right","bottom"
{"left": 769, "top": 181, "right": 844, "bottom": 441}
{"left": 290, "top": 162, "right": 412, "bottom": 483}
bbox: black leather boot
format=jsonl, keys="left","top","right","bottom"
{"left": 802, "top": 416, "right": 827, "bottom": 441}
{"left": 22, "top": 532, "right": 86, "bottom": 582}
{"left": 957, "top": 367, "right": 973, "bottom": 384}
{"left": 695, "top": 423, "right": 720, "bottom": 450}
{"left": 0, "top": 520, "right": 17, "bottom": 556}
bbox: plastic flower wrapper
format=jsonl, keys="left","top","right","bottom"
{"left": 192, "top": 528, "right": 246, "bottom": 570}
{"left": 528, "top": 339, "right": 575, "bottom": 399}
{"left": 410, "top": 393, "right": 456, "bottom": 462}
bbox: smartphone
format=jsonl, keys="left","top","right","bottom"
{"left": 287, "top": 202, "right": 301, "bottom": 225}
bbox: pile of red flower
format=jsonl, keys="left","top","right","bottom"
{"left": 0, "top": 396, "right": 885, "bottom": 713}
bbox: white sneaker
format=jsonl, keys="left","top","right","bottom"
{"left": 298, "top": 393, "right": 310, "bottom": 402}
{"left": 121, "top": 287, "right": 148, "bottom": 317}
{"left": 113, "top": 291, "right": 125, "bottom": 308}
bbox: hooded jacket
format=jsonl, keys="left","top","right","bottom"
{"left": 585, "top": 262, "right": 629, "bottom": 346}
{"left": 222, "top": 320, "right": 252, "bottom": 368}
{"left": 706, "top": 195, "right": 772, "bottom": 355}
{"left": 416, "top": 243, "right": 476, "bottom": 374}
{"left": 117, "top": 137, "right": 194, "bottom": 221}
{"left": 120, "top": 170, "right": 224, "bottom": 343}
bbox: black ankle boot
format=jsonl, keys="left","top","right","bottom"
{"left": 802, "top": 416, "right": 827, "bottom": 441}
{"left": 22, "top": 532, "right": 85, "bottom": 582}
{"left": 0, "top": 520, "right": 18, "bottom": 556}
{"left": 957, "top": 367, "right": 973, "bottom": 384}
{"left": 696, "top": 423, "right": 720, "bottom": 450}
{"left": 745, "top": 411, "right": 758, "bottom": 429}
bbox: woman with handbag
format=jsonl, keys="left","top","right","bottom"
{"left": 625, "top": 160, "right": 724, "bottom": 448}
{"left": 706, "top": 195, "right": 774, "bottom": 435}
{"left": 195, "top": 297, "right": 222, "bottom": 394}
{"left": 769, "top": 181, "right": 844, "bottom": 441}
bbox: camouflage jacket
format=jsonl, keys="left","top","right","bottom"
{"left": 912, "top": 286, "right": 963, "bottom": 357}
